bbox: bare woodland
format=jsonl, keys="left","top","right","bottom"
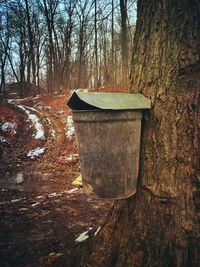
{"left": 0, "top": 0, "right": 136, "bottom": 98}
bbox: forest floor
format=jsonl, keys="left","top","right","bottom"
{"left": 0, "top": 92, "right": 113, "bottom": 267}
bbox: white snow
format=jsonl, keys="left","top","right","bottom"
{"left": 48, "top": 188, "right": 79, "bottom": 198}
{"left": 94, "top": 226, "right": 101, "bottom": 236}
{"left": 0, "top": 196, "right": 25, "bottom": 205}
{"left": 66, "top": 154, "right": 78, "bottom": 162}
{"left": 17, "top": 104, "right": 45, "bottom": 140}
{"left": 66, "top": 155, "right": 73, "bottom": 161}
{"left": 51, "top": 129, "right": 56, "bottom": 139}
{"left": 31, "top": 202, "right": 40, "bottom": 207}
{"left": 0, "top": 122, "right": 17, "bottom": 134}
{"left": 27, "top": 147, "right": 45, "bottom": 159}
{"left": 75, "top": 230, "right": 90, "bottom": 242}
{"left": 66, "top": 115, "right": 75, "bottom": 139}
{"left": 35, "top": 195, "right": 44, "bottom": 199}
{"left": 66, "top": 188, "right": 79, "bottom": 194}
{"left": 19, "top": 208, "right": 28, "bottom": 211}
{"left": 75, "top": 227, "right": 93, "bottom": 243}
{"left": 48, "top": 192, "right": 63, "bottom": 198}
{"left": 0, "top": 136, "right": 7, "bottom": 143}
{"left": 11, "top": 198, "right": 24, "bottom": 203}
{"left": 15, "top": 173, "right": 24, "bottom": 184}
{"left": 1, "top": 189, "right": 8, "bottom": 192}
{"left": 25, "top": 106, "right": 37, "bottom": 112}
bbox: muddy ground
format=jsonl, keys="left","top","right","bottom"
{"left": 0, "top": 94, "right": 113, "bottom": 267}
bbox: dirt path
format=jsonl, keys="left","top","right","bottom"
{"left": 0, "top": 96, "right": 113, "bottom": 267}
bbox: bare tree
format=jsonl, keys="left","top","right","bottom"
{"left": 0, "top": 6, "right": 10, "bottom": 100}
{"left": 120, "top": 0, "right": 128, "bottom": 85}
{"left": 75, "top": 0, "right": 93, "bottom": 88}
{"left": 24, "top": 0, "right": 36, "bottom": 86}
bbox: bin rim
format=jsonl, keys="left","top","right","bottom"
{"left": 72, "top": 109, "right": 144, "bottom": 113}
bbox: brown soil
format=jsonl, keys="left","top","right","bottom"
{"left": 0, "top": 93, "right": 113, "bottom": 267}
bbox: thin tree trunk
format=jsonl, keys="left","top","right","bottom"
{"left": 25, "top": 0, "right": 36, "bottom": 85}
{"left": 94, "top": 0, "right": 98, "bottom": 88}
{"left": 43, "top": 0, "right": 54, "bottom": 94}
{"left": 120, "top": 0, "right": 128, "bottom": 85}
{"left": 0, "top": 60, "right": 6, "bottom": 100}
{"left": 19, "top": 33, "right": 25, "bottom": 98}
{"left": 111, "top": 0, "right": 114, "bottom": 84}
{"left": 65, "top": 1, "right": 200, "bottom": 266}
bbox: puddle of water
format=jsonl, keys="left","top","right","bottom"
{"left": 0, "top": 170, "right": 72, "bottom": 193}
{"left": 0, "top": 171, "right": 25, "bottom": 191}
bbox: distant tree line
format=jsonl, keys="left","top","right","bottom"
{"left": 0, "top": 0, "right": 136, "bottom": 98}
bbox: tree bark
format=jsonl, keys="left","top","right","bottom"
{"left": 94, "top": 0, "right": 99, "bottom": 89}
{"left": 43, "top": 0, "right": 55, "bottom": 94}
{"left": 120, "top": 0, "right": 128, "bottom": 85}
{"left": 67, "top": 0, "right": 200, "bottom": 266}
{"left": 25, "top": 0, "right": 36, "bottom": 85}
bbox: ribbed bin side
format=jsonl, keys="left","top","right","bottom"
{"left": 73, "top": 110, "right": 142, "bottom": 199}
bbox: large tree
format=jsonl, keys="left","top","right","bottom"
{"left": 66, "top": 0, "right": 200, "bottom": 266}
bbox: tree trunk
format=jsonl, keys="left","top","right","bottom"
{"left": 94, "top": 0, "right": 99, "bottom": 89}
{"left": 67, "top": 0, "right": 200, "bottom": 266}
{"left": 0, "top": 59, "right": 6, "bottom": 100}
{"left": 120, "top": 0, "right": 128, "bottom": 85}
{"left": 25, "top": 0, "right": 36, "bottom": 85}
{"left": 43, "top": 0, "right": 54, "bottom": 94}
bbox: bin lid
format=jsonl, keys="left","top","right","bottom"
{"left": 67, "top": 91, "right": 151, "bottom": 110}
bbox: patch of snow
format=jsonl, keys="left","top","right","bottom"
{"left": 47, "top": 188, "right": 80, "bottom": 199}
{"left": 29, "top": 114, "right": 45, "bottom": 139}
{"left": 44, "top": 106, "right": 52, "bottom": 111}
{"left": 35, "top": 195, "right": 44, "bottom": 199}
{"left": 66, "top": 154, "right": 78, "bottom": 161}
{"left": 11, "top": 198, "right": 24, "bottom": 203}
{"left": 51, "top": 129, "right": 56, "bottom": 139}
{"left": 1, "top": 189, "right": 8, "bottom": 192}
{"left": 19, "top": 208, "right": 28, "bottom": 211}
{"left": 75, "top": 230, "right": 89, "bottom": 242}
{"left": 66, "top": 115, "right": 75, "bottom": 139}
{"left": 31, "top": 202, "right": 40, "bottom": 207}
{"left": 66, "top": 188, "right": 79, "bottom": 194}
{"left": 0, "top": 196, "right": 25, "bottom": 205}
{"left": 15, "top": 173, "right": 24, "bottom": 184}
{"left": 66, "top": 155, "right": 73, "bottom": 161}
{"left": 94, "top": 226, "right": 101, "bottom": 236}
{"left": 48, "top": 192, "right": 62, "bottom": 198}
{"left": 0, "top": 136, "right": 7, "bottom": 143}
{"left": 27, "top": 147, "right": 45, "bottom": 159}
{"left": 25, "top": 106, "right": 37, "bottom": 112}
{"left": 66, "top": 154, "right": 78, "bottom": 162}
{"left": 0, "top": 122, "right": 17, "bottom": 134}
{"left": 7, "top": 99, "right": 14, "bottom": 104}
{"left": 17, "top": 104, "right": 45, "bottom": 140}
